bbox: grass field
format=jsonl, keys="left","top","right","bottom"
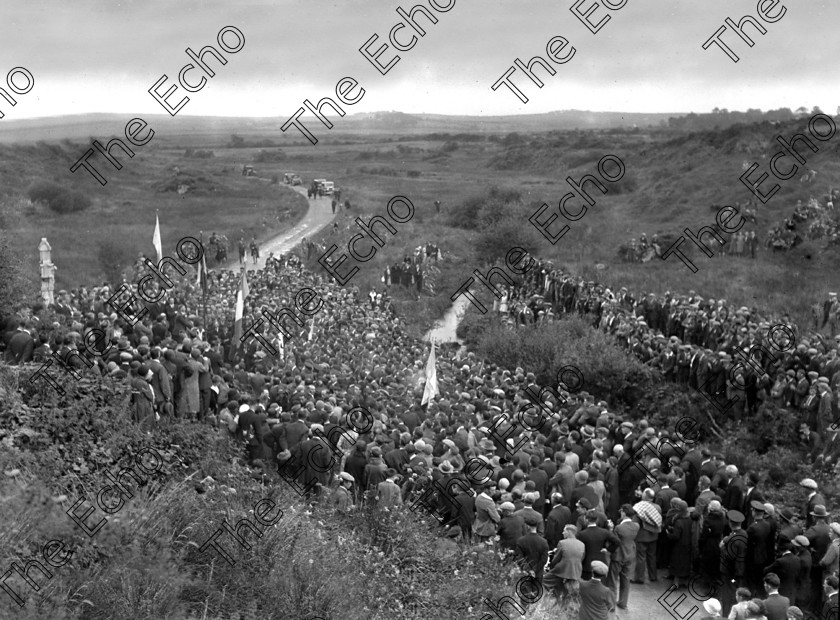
{"left": 2, "top": 114, "right": 839, "bottom": 333}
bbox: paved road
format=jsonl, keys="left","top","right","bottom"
{"left": 220, "top": 184, "right": 336, "bottom": 273}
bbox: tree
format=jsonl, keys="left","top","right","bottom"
{"left": 811, "top": 106, "right": 823, "bottom": 115}
{"left": 795, "top": 107, "right": 809, "bottom": 116}
{"left": 229, "top": 134, "right": 245, "bottom": 148}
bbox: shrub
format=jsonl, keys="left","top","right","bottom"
{"left": 254, "top": 149, "right": 286, "bottom": 163}
{"left": 27, "top": 181, "right": 92, "bottom": 214}
{"left": 468, "top": 315, "right": 659, "bottom": 408}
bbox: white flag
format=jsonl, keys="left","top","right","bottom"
{"left": 421, "top": 340, "right": 439, "bottom": 406}
{"left": 152, "top": 214, "right": 163, "bottom": 262}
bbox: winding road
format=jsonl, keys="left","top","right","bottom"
{"left": 221, "top": 184, "right": 337, "bottom": 273}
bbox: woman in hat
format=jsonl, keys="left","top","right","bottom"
{"left": 699, "top": 598, "right": 722, "bottom": 619}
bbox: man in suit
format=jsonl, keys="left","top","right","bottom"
{"left": 743, "top": 472, "right": 765, "bottom": 526}
{"left": 720, "top": 510, "right": 748, "bottom": 616}
{"left": 5, "top": 322, "right": 35, "bottom": 364}
{"left": 515, "top": 512, "right": 549, "bottom": 580}
{"left": 496, "top": 502, "right": 527, "bottom": 550}
{"left": 579, "top": 561, "right": 616, "bottom": 620}
{"left": 747, "top": 501, "right": 774, "bottom": 594}
{"left": 147, "top": 347, "right": 173, "bottom": 418}
{"left": 473, "top": 482, "right": 501, "bottom": 543}
{"left": 545, "top": 493, "right": 573, "bottom": 549}
{"left": 578, "top": 510, "right": 620, "bottom": 580}
{"left": 607, "top": 504, "right": 640, "bottom": 610}
{"left": 762, "top": 573, "right": 790, "bottom": 620}
{"left": 723, "top": 465, "right": 746, "bottom": 512}
{"left": 129, "top": 364, "right": 156, "bottom": 431}
{"left": 764, "top": 538, "right": 801, "bottom": 604}
{"left": 514, "top": 493, "right": 545, "bottom": 536}
{"left": 806, "top": 505, "right": 833, "bottom": 610}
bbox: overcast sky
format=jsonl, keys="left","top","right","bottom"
{"left": 2, "top": 0, "right": 836, "bottom": 119}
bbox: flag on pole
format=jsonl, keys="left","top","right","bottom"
{"left": 152, "top": 214, "right": 163, "bottom": 262}
{"left": 421, "top": 340, "right": 439, "bottom": 406}
{"left": 196, "top": 249, "right": 208, "bottom": 293}
{"left": 308, "top": 317, "right": 315, "bottom": 342}
{"left": 229, "top": 269, "right": 249, "bottom": 361}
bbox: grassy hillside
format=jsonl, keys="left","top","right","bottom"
{"left": 2, "top": 114, "right": 838, "bottom": 332}
{"left": 0, "top": 141, "right": 308, "bottom": 290}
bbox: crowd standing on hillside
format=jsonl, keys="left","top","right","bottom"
{"left": 489, "top": 260, "right": 840, "bottom": 458}
{"left": 2, "top": 239, "right": 840, "bottom": 620}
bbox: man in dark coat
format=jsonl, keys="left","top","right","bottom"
{"left": 747, "top": 501, "right": 773, "bottom": 594}
{"left": 545, "top": 493, "right": 573, "bottom": 549}
{"left": 497, "top": 502, "right": 528, "bottom": 551}
{"left": 720, "top": 510, "right": 748, "bottom": 616}
{"left": 762, "top": 573, "right": 790, "bottom": 620}
{"left": 578, "top": 510, "right": 620, "bottom": 580}
{"left": 515, "top": 512, "right": 550, "bottom": 580}
{"left": 147, "top": 348, "right": 172, "bottom": 417}
{"left": 723, "top": 465, "right": 746, "bottom": 511}
{"left": 285, "top": 411, "right": 310, "bottom": 449}
{"left": 764, "top": 538, "right": 801, "bottom": 604}
{"left": 129, "top": 364, "right": 156, "bottom": 431}
{"left": 607, "top": 504, "right": 640, "bottom": 610}
{"left": 579, "top": 561, "right": 616, "bottom": 620}
{"left": 344, "top": 442, "right": 368, "bottom": 503}
{"left": 5, "top": 323, "right": 35, "bottom": 364}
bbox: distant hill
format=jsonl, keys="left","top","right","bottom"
{"left": 0, "top": 108, "right": 808, "bottom": 144}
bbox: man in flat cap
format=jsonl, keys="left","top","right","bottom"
{"left": 515, "top": 510, "right": 549, "bottom": 580}
{"left": 720, "top": 510, "right": 748, "bottom": 615}
{"left": 578, "top": 560, "right": 616, "bottom": 620}
{"left": 334, "top": 472, "right": 355, "bottom": 513}
{"left": 800, "top": 479, "right": 827, "bottom": 529}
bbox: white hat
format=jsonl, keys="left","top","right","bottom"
{"left": 238, "top": 404, "right": 250, "bottom": 414}
{"left": 702, "top": 599, "right": 721, "bottom": 615}
{"left": 799, "top": 478, "right": 818, "bottom": 490}
{"left": 338, "top": 472, "right": 354, "bottom": 483}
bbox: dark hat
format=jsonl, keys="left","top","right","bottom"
{"left": 779, "top": 508, "right": 795, "bottom": 523}
{"left": 750, "top": 500, "right": 766, "bottom": 513}
{"left": 810, "top": 504, "right": 828, "bottom": 518}
{"left": 727, "top": 510, "right": 745, "bottom": 524}
{"left": 523, "top": 512, "right": 542, "bottom": 527}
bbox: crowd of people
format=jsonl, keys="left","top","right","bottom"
{"left": 2, "top": 232, "right": 840, "bottom": 619}
{"left": 487, "top": 259, "right": 840, "bottom": 460}
{"left": 766, "top": 192, "right": 838, "bottom": 252}
{"left": 382, "top": 242, "right": 442, "bottom": 297}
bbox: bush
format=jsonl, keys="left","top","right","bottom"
{"left": 27, "top": 181, "right": 91, "bottom": 214}
{"left": 467, "top": 315, "right": 659, "bottom": 408}
{"left": 254, "top": 149, "right": 286, "bottom": 163}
